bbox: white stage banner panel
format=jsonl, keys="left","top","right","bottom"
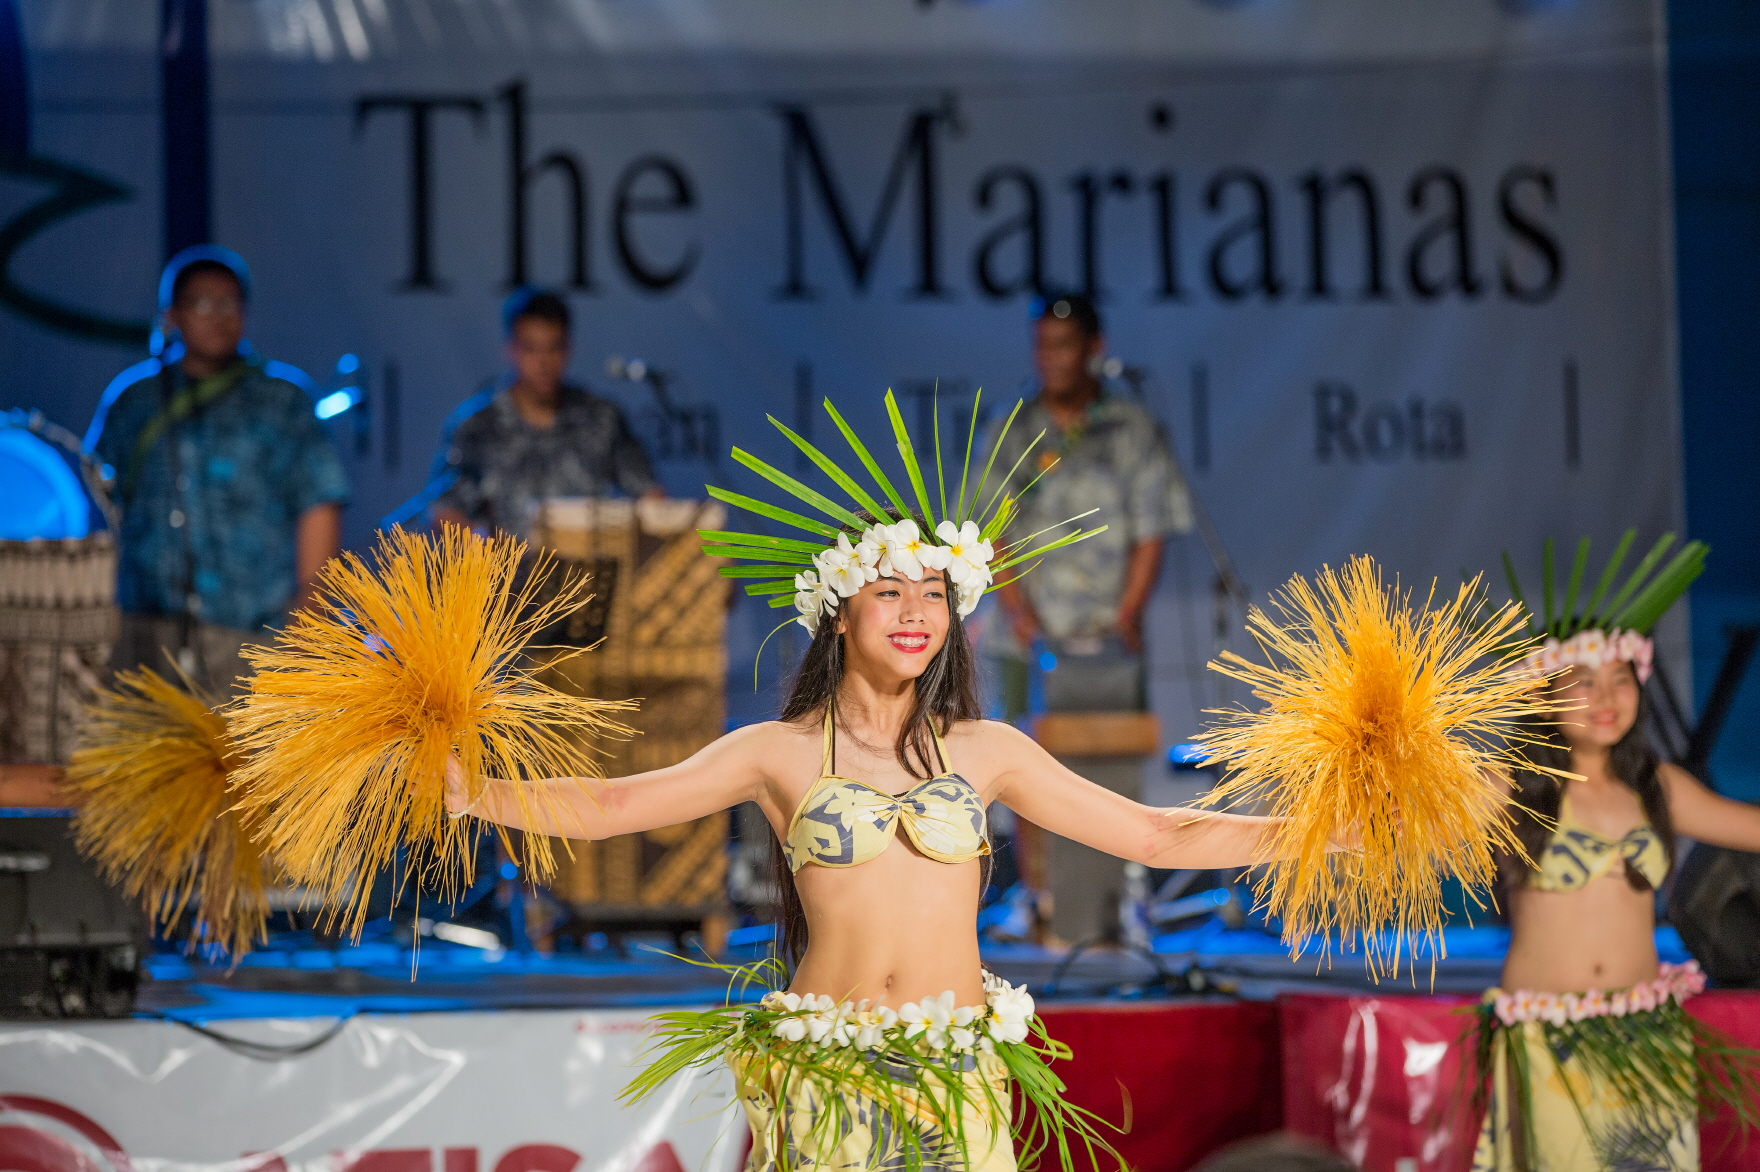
{"left": 0, "top": 1011, "right": 745, "bottom": 1172}
{"left": 5, "top": 0, "right": 1685, "bottom": 739}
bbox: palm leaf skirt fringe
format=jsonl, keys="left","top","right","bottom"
{"left": 623, "top": 967, "right": 1122, "bottom": 1172}
{"left": 1469, "top": 977, "right": 1760, "bottom": 1171}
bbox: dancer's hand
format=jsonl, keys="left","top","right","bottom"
{"left": 1329, "top": 823, "right": 1364, "bottom": 853}
{"left": 444, "top": 753, "right": 472, "bottom": 818}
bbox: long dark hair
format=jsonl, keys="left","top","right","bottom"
{"left": 767, "top": 553, "right": 983, "bottom": 969}
{"left": 1502, "top": 684, "right": 1675, "bottom": 893}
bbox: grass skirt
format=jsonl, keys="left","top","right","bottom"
{"left": 1469, "top": 962, "right": 1760, "bottom": 1172}
{"left": 623, "top": 965, "right": 1119, "bottom": 1172}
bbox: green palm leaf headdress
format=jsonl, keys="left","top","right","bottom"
{"left": 1502, "top": 529, "right": 1708, "bottom": 682}
{"left": 702, "top": 390, "right": 1106, "bottom": 641}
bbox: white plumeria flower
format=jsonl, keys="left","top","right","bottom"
{"left": 878, "top": 519, "right": 950, "bottom": 581}
{"left": 821, "top": 1001, "right": 860, "bottom": 1048}
{"left": 984, "top": 980, "right": 1035, "bottom": 1044}
{"left": 803, "top": 1009, "right": 838, "bottom": 1043}
{"left": 814, "top": 533, "right": 878, "bottom": 598}
{"left": 934, "top": 520, "right": 994, "bottom": 589}
{"left": 949, "top": 1026, "right": 977, "bottom": 1052}
{"left": 793, "top": 570, "right": 836, "bottom": 634}
{"left": 955, "top": 580, "right": 986, "bottom": 619}
{"left": 899, "top": 990, "right": 955, "bottom": 1049}
{"left": 772, "top": 1016, "right": 808, "bottom": 1042}
{"left": 856, "top": 526, "right": 888, "bottom": 572}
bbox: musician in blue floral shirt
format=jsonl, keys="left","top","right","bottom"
{"left": 88, "top": 255, "right": 347, "bottom": 695}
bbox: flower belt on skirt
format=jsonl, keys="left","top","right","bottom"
{"left": 623, "top": 966, "right": 1121, "bottom": 1172}
{"left": 1469, "top": 961, "right": 1760, "bottom": 1172}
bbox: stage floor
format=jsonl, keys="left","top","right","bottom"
{"left": 135, "top": 925, "right": 1696, "bottom": 1022}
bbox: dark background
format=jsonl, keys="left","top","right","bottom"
{"left": 1670, "top": 0, "right": 1760, "bottom": 800}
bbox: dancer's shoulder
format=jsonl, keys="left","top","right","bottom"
{"left": 942, "top": 718, "right": 1036, "bottom": 755}
{"left": 716, "top": 717, "right": 823, "bottom": 759}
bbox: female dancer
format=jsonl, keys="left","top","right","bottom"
{"left": 1474, "top": 535, "right": 1760, "bottom": 1171}
{"left": 439, "top": 389, "right": 1357, "bottom": 1171}
{"left": 448, "top": 539, "right": 1289, "bottom": 1171}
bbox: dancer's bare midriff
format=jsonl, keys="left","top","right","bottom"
{"left": 787, "top": 835, "right": 987, "bottom": 1009}
{"left": 1501, "top": 870, "right": 1660, "bottom": 993}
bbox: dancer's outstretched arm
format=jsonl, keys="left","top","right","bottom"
{"left": 445, "top": 724, "right": 769, "bottom": 840}
{"left": 1663, "top": 762, "right": 1760, "bottom": 852}
{"left": 986, "top": 721, "right": 1285, "bottom": 869}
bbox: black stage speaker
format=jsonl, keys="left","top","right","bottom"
{"left": 0, "top": 817, "right": 141, "bottom": 1018}
{"left": 1668, "top": 842, "right": 1760, "bottom": 989}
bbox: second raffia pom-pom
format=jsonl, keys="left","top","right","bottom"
{"left": 1194, "top": 556, "right": 1557, "bottom": 977}
{"left": 226, "top": 526, "right": 635, "bottom": 937}
{"left": 65, "top": 665, "right": 271, "bottom": 959}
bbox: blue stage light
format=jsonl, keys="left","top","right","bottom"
{"left": 0, "top": 427, "right": 90, "bottom": 539}
{"left": 315, "top": 389, "right": 357, "bottom": 419}
{"left": 264, "top": 359, "right": 320, "bottom": 398}
{"left": 725, "top": 923, "right": 777, "bottom": 947}
{"left": 336, "top": 353, "right": 361, "bottom": 375}
{"left": 85, "top": 357, "right": 164, "bottom": 452}
{"left": 1167, "top": 742, "right": 1211, "bottom": 768}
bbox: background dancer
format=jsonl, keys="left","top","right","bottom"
{"left": 1475, "top": 534, "right": 1760, "bottom": 1170}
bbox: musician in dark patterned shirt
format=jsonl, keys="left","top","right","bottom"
{"left": 431, "top": 291, "right": 660, "bottom": 540}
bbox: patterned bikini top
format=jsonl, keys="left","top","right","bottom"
{"left": 782, "top": 710, "right": 990, "bottom": 872}
{"left": 1530, "top": 793, "right": 1669, "bottom": 892}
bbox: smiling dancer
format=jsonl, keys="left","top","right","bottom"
{"left": 443, "top": 391, "right": 1327, "bottom": 1172}
{"left": 1473, "top": 534, "right": 1760, "bottom": 1172}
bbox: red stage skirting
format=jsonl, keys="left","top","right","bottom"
{"left": 1040, "top": 992, "right": 1760, "bottom": 1171}
{"left": 1038, "top": 1003, "right": 1283, "bottom": 1171}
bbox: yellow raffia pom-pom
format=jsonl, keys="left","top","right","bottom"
{"left": 1195, "top": 555, "right": 1553, "bottom": 978}
{"left": 65, "top": 666, "right": 271, "bottom": 958}
{"left": 226, "top": 526, "right": 635, "bottom": 938}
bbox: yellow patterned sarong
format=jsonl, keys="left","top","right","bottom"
{"left": 733, "top": 1047, "right": 1015, "bottom": 1172}
{"left": 1467, "top": 962, "right": 1760, "bottom": 1172}
{"left": 1471, "top": 1011, "right": 1697, "bottom": 1171}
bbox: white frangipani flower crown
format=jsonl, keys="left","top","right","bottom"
{"left": 699, "top": 390, "right": 1106, "bottom": 639}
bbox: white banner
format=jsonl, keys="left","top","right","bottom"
{"left": 4, "top": 0, "right": 1685, "bottom": 740}
{"left": 0, "top": 1011, "right": 744, "bottom": 1172}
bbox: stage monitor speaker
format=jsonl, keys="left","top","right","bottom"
{"left": 1668, "top": 842, "right": 1760, "bottom": 989}
{"left": 0, "top": 816, "right": 142, "bottom": 1018}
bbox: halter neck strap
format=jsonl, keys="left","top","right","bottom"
{"left": 821, "top": 703, "right": 952, "bottom": 778}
